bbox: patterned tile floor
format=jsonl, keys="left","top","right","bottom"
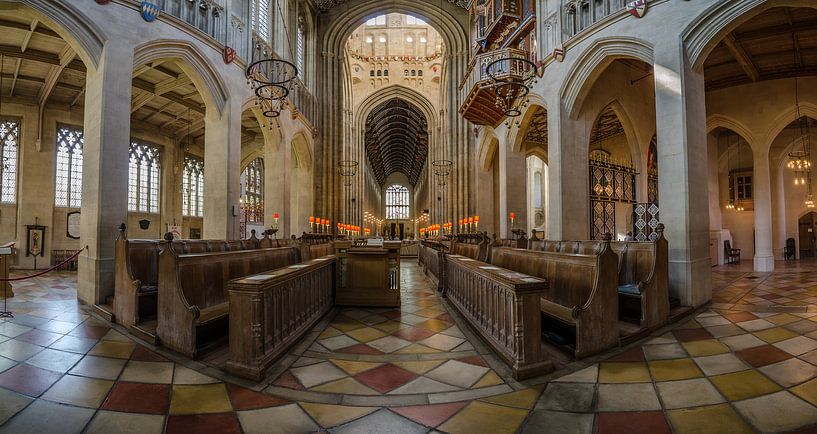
{"left": 1, "top": 263, "right": 817, "bottom": 432}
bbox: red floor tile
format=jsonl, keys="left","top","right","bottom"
{"left": 735, "top": 344, "right": 793, "bottom": 367}
{"left": 272, "top": 371, "right": 305, "bottom": 390}
{"left": 336, "top": 344, "right": 385, "bottom": 355}
{"left": 0, "top": 364, "right": 62, "bottom": 397}
{"left": 355, "top": 364, "right": 417, "bottom": 393}
{"left": 436, "top": 313, "right": 454, "bottom": 322}
{"left": 101, "top": 382, "right": 170, "bottom": 414}
{"left": 596, "top": 411, "right": 672, "bottom": 434}
{"left": 723, "top": 312, "right": 758, "bottom": 323}
{"left": 392, "top": 401, "right": 469, "bottom": 427}
{"left": 226, "top": 384, "right": 290, "bottom": 411}
{"left": 456, "top": 356, "right": 487, "bottom": 367}
{"left": 672, "top": 328, "right": 714, "bottom": 342}
{"left": 68, "top": 324, "right": 111, "bottom": 339}
{"left": 15, "top": 330, "right": 62, "bottom": 346}
{"left": 392, "top": 326, "right": 437, "bottom": 342}
{"left": 606, "top": 347, "right": 646, "bottom": 362}
{"left": 165, "top": 413, "right": 241, "bottom": 434}
{"left": 129, "top": 346, "right": 170, "bottom": 362}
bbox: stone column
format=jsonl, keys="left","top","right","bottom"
{"left": 474, "top": 165, "right": 494, "bottom": 235}
{"left": 203, "top": 98, "right": 242, "bottom": 240}
{"left": 499, "top": 137, "right": 527, "bottom": 238}
{"left": 547, "top": 102, "right": 589, "bottom": 240}
{"left": 653, "top": 48, "right": 712, "bottom": 307}
{"left": 753, "top": 152, "right": 775, "bottom": 272}
{"left": 77, "top": 39, "right": 133, "bottom": 305}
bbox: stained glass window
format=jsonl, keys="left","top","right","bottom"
{"left": 128, "top": 140, "right": 161, "bottom": 213}
{"left": 240, "top": 157, "right": 264, "bottom": 224}
{"left": 0, "top": 119, "right": 19, "bottom": 204}
{"left": 386, "top": 184, "right": 409, "bottom": 220}
{"left": 55, "top": 125, "right": 84, "bottom": 208}
{"left": 182, "top": 155, "right": 204, "bottom": 217}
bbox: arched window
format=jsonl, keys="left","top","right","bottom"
{"left": 0, "top": 119, "right": 19, "bottom": 204}
{"left": 534, "top": 172, "right": 542, "bottom": 208}
{"left": 411, "top": 70, "right": 416, "bottom": 76}
{"left": 128, "top": 140, "right": 161, "bottom": 213}
{"left": 241, "top": 157, "right": 264, "bottom": 224}
{"left": 377, "top": 70, "right": 382, "bottom": 76}
{"left": 55, "top": 125, "right": 84, "bottom": 208}
{"left": 182, "top": 155, "right": 204, "bottom": 217}
{"left": 251, "top": 0, "right": 271, "bottom": 42}
{"left": 417, "top": 69, "right": 423, "bottom": 76}
{"left": 386, "top": 184, "right": 409, "bottom": 220}
{"left": 370, "top": 70, "right": 375, "bottom": 76}
{"left": 296, "top": 16, "right": 305, "bottom": 77}
{"left": 383, "top": 69, "right": 389, "bottom": 76}
{"left": 404, "top": 69, "right": 409, "bottom": 76}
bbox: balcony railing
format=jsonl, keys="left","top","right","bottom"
{"left": 459, "top": 47, "right": 531, "bottom": 126}
{"left": 562, "top": 0, "right": 627, "bottom": 41}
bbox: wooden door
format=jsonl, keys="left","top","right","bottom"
{"left": 799, "top": 212, "right": 817, "bottom": 258}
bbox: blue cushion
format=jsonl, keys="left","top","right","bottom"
{"left": 618, "top": 284, "right": 641, "bottom": 295}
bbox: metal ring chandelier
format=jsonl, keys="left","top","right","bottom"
{"left": 484, "top": 55, "right": 537, "bottom": 120}
{"left": 246, "top": 57, "right": 298, "bottom": 118}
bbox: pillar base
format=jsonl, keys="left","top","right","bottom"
{"left": 669, "top": 257, "right": 712, "bottom": 308}
{"left": 753, "top": 255, "right": 775, "bottom": 273}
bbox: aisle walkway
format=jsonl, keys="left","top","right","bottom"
{"left": 2, "top": 263, "right": 817, "bottom": 432}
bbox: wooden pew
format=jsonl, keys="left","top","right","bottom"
{"left": 443, "top": 253, "right": 553, "bottom": 379}
{"left": 491, "top": 235, "right": 619, "bottom": 358}
{"left": 614, "top": 225, "right": 669, "bottom": 332}
{"left": 419, "top": 239, "right": 446, "bottom": 291}
{"left": 113, "top": 230, "right": 160, "bottom": 328}
{"left": 156, "top": 235, "right": 301, "bottom": 357}
{"left": 450, "top": 233, "right": 491, "bottom": 262}
{"left": 226, "top": 256, "right": 336, "bottom": 380}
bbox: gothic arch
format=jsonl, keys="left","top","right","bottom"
{"left": 760, "top": 103, "right": 817, "bottom": 154}
{"left": 706, "top": 114, "right": 757, "bottom": 148}
{"left": 133, "top": 40, "right": 229, "bottom": 116}
{"left": 477, "top": 127, "right": 499, "bottom": 171}
{"left": 19, "top": 0, "right": 105, "bottom": 68}
{"left": 560, "top": 37, "right": 654, "bottom": 119}
{"left": 509, "top": 98, "right": 547, "bottom": 154}
{"left": 682, "top": 0, "right": 817, "bottom": 72}
{"left": 355, "top": 85, "right": 437, "bottom": 135}
{"left": 291, "top": 130, "right": 314, "bottom": 172}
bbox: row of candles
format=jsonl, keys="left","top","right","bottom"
{"left": 308, "top": 216, "right": 372, "bottom": 236}
{"left": 419, "top": 212, "right": 517, "bottom": 237}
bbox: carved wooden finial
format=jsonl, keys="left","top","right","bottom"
{"left": 119, "top": 223, "right": 126, "bottom": 233}
{"left": 164, "top": 232, "right": 174, "bottom": 242}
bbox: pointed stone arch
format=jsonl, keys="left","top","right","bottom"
{"left": 18, "top": 0, "right": 105, "bottom": 68}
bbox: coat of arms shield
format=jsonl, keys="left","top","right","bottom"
{"left": 141, "top": 1, "right": 161, "bottom": 22}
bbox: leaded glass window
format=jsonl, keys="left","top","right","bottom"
{"left": 182, "top": 155, "right": 204, "bottom": 217}
{"left": 386, "top": 184, "right": 409, "bottom": 220}
{"left": 296, "top": 18, "right": 305, "bottom": 76}
{"left": 55, "top": 125, "right": 84, "bottom": 208}
{"left": 0, "top": 119, "right": 19, "bottom": 204}
{"left": 251, "top": 0, "right": 270, "bottom": 41}
{"left": 128, "top": 140, "right": 161, "bottom": 213}
{"left": 241, "top": 157, "right": 264, "bottom": 223}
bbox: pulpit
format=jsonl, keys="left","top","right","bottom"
{"left": 334, "top": 240, "right": 401, "bottom": 307}
{"left": 0, "top": 243, "right": 15, "bottom": 298}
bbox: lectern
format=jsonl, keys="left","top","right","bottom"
{"left": 334, "top": 240, "right": 401, "bottom": 307}
{"left": 0, "top": 243, "right": 15, "bottom": 298}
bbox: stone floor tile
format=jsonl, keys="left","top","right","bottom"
{"left": 394, "top": 343, "right": 439, "bottom": 354}
{"left": 598, "top": 362, "right": 651, "bottom": 383}
{"left": 696, "top": 315, "right": 731, "bottom": 327}
{"left": 69, "top": 355, "right": 126, "bottom": 380}
{"left": 760, "top": 358, "right": 817, "bottom": 387}
{"left": 119, "top": 360, "right": 174, "bottom": 384}
{"left": 388, "top": 376, "right": 460, "bottom": 394}
{"left": 319, "top": 335, "right": 362, "bottom": 351}
{"left": 0, "top": 363, "right": 62, "bottom": 397}
{"left": 767, "top": 313, "right": 802, "bottom": 325}
{"left": 693, "top": 353, "right": 751, "bottom": 376}
{"left": 391, "top": 401, "right": 469, "bottom": 428}
{"left": 330, "top": 359, "right": 383, "bottom": 376}
{"left": 169, "top": 383, "right": 233, "bottom": 415}
{"left": 0, "top": 339, "right": 43, "bottom": 361}
{"left": 313, "top": 377, "right": 381, "bottom": 395}
{"left": 681, "top": 339, "right": 730, "bottom": 357}
{"left": 102, "top": 381, "right": 171, "bottom": 414}
{"left": 36, "top": 320, "right": 77, "bottom": 335}
{"left": 720, "top": 333, "right": 766, "bottom": 351}
{"left": 414, "top": 319, "right": 452, "bottom": 332}
{"left": 166, "top": 413, "right": 242, "bottom": 434}
{"left": 367, "top": 335, "right": 413, "bottom": 353}
{"left": 519, "top": 410, "right": 593, "bottom": 434}
{"left": 643, "top": 343, "right": 688, "bottom": 360}
{"left": 390, "top": 359, "right": 444, "bottom": 375}
{"left": 736, "top": 344, "right": 793, "bottom": 367}
{"left": 173, "top": 365, "right": 219, "bottom": 384}
{"left": 418, "top": 333, "right": 465, "bottom": 351}
{"left": 437, "top": 401, "right": 528, "bottom": 434}
{"left": 667, "top": 404, "right": 754, "bottom": 434}
{"left": 737, "top": 318, "right": 777, "bottom": 332}
{"left": 775, "top": 336, "right": 817, "bottom": 356}
{"left": 704, "top": 323, "right": 746, "bottom": 338}
{"left": 648, "top": 358, "right": 703, "bottom": 381}
{"left": 24, "top": 347, "right": 82, "bottom": 373}
{"left": 300, "top": 402, "right": 378, "bottom": 428}
{"left": 346, "top": 327, "right": 388, "bottom": 343}
{"left": 0, "top": 399, "right": 95, "bottom": 434}
{"left": 0, "top": 387, "right": 32, "bottom": 424}
{"left": 426, "top": 359, "right": 489, "bottom": 388}
{"left": 786, "top": 319, "right": 817, "bottom": 334}
{"left": 596, "top": 383, "right": 661, "bottom": 411}
{"left": 290, "top": 361, "right": 348, "bottom": 388}
{"left": 671, "top": 328, "right": 714, "bottom": 342}
{"left": 710, "top": 369, "right": 781, "bottom": 401}
{"left": 655, "top": 378, "right": 725, "bottom": 409}
{"left": 734, "top": 390, "right": 817, "bottom": 432}
{"left": 87, "top": 340, "right": 135, "bottom": 359}
{"left": 480, "top": 386, "right": 543, "bottom": 410}
{"left": 553, "top": 365, "right": 598, "bottom": 383}
{"left": 536, "top": 382, "right": 595, "bottom": 412}
{"left": 754, "top": 327, "right": 800, "bottom": 343}
{"left": 226, "top": 384, "right": 290, "bottom": 411}
{"left": 49, "top": 335, "right": 97, "bottom": 354}
{"left": 16, "top": 329, "right": 62, "bottom": 347}
{"left": 86, "top": 411, "right": 165, "bottom": 434}
{"left": 355, "top": 363, "right": 417, "bottom": 393}
{"left": 0, "top": 322, "right": 32, "bottom": 338}
{"left": 41, "top": 374, "right": 114, "bottom": 408}
{"left": 792, "top": 377, "right": 817, "bottom": 406}
{"left": 596, "top": 411, "right": 671, "bottom": 434}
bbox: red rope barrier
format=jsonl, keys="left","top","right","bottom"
{"left": 0, "top": 246, "right": 87, "bottom": 282}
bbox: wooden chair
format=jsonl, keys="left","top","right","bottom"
{"left": 784, "top": 238, "right": 796, "bottom": 261}
{"left": 724, "top": 240, "right": 740, "bottom": 264}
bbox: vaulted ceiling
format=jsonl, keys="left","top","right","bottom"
{"left": 316, "top": 0, "right": 469, "bottom": 11}
{"left": 590, "top": 105, "right": 625, "bottom": 146}
{"left": 364, "top": 98, "right": 429, "bottom": 185}
{"left": 704, "top": 6, "right": 817, "bottom": 91}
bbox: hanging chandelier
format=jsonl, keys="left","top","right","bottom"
{"left": 788, "top": 76, "right": 811, "bottom": 184}
{"left": 246, "top": 57, "right": 298, "bottom": 118}
{"left": 484, "top": 50, "right": 537, "bottom": 122}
